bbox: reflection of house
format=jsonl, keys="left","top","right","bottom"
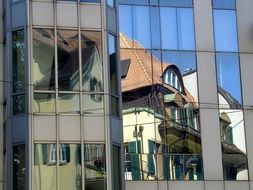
{"left": 33, "top": 29, "right": 104, "bottom": 113}
{"left": 120, "top": 33, "right": 202, "bottom": 181}
{"left": 218, "top": 86, "right": 247, "bottom": 180}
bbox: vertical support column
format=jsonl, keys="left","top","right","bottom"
{"left": 194, "top": 0, "right": 224, "bottom": 182}
{"left": 240, "top": 54, "right": 253, "bottom": 180}
{"left": 197, "top": 52, "right": 223, "bottom": 181}
{"left": 101, "top": 1, "right": 113, "bottom": 190}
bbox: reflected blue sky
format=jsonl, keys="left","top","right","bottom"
{"left": 119, "top": 5, "right": 195, "bottom": 51}
{"left": 216, "top": 53, "right": 242, "bottom": 104}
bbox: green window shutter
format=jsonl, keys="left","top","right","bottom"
{"left": 148, "top": 140, "right": 155, "bottom": 175}
{"left": 128, "top": 142, "right": 141, "bottom": 180}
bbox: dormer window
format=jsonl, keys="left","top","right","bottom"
{"left": 164, "top": 69, "right": 182, "bottom": 92}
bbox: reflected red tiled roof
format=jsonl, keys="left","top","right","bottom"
{"left": 120, "top": 33, "right": 167, "bottom": 92}
{"left": 120, "top": 33, "right": 196, "bottom": 104}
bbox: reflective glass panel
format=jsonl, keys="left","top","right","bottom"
{"left": 83, "top": 94, "right": 104, "bottom": 114}
{"left": 58, "top": 30, "right": 79, "bottom": 91}
{"left": 160, "top": 8, "right": 178, "bottom": 50}
{"left": 109, "top": 34, "right": 119, "bottom": 95}
{"left": 13, "top": 145, "right": 25, "bottom": 190}
{"left": 119, "top": 5, "right": 133, "bottom": 48}
{"left": 33, "top": 93, "right": 55, "bottom": 113}
{"left": 12, "top": 30, "right": 25, "bottom": 94}
{"left": 219, "top": 110, "right": 248, "bottom": 180}
{"left": 81, "top": 0, "right": 100, "bottom": 2}
{"left": 58, "top": 93, "right": 80, "bottom": 113}
{"left": 113, "top": 146, "right": 121, "bottom": 190}
{"left": 81, "top": 31, "right": 103, "bottom": 92}
{"left": 33, "top": 29, "right": 55, "bottom": 90}
{"left": 84, "top": 144, "right": 106, "bottom": 190}
{"left": 133, "top": 6, "right": 151, "bottom": 49}
{"left": 34, "top": 144, "right": 56, "bottom": 190}
{"left": 107, "top": 0, "right": 114, "bottom": 7}
{"left": 160, "top": 8, "right": 195, "bottom": 50}
{"left": 150, "top": 7, "right": 161, "bottom": 49}
{"left": 160, "top": 0, "right": 193, "bottom": 7}
{"left": 13, "top": 94, "right": 25, "bottom": 115}
{"left": 213, "top": 10, "right": 238, "bottom": 52}
{"left": 59, "top": 144, "right": 82, "bottom": 190}
{"left": 213, "top": 0, "right": 236, "bottom": 9}
{"left": 111, "top": 96, "right": 119, "bottom": 116}
{"left": 216, "top": 53, "right": 242, "bottom": 106}
{"left": 162, "top": 51, "right": 198, "bottom": 101}
{"left": 118, "top": 0, "right": 148, "bottom": 5}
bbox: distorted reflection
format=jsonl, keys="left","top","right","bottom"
{"left": 82, "top": 94, "right": 104, "bottom": 114}
{"left": 13, "top": 145, "right": 25, "bottom": 190}
{"left": 81, "top": 31, "right": 103, "bottom": 93}
{"left": 84, "top": 144, "right": 106, "bottom": 190}
{"left": 34, "top": 144, "right": 57, "bottom": 190}
{"left": 33, "top": 93, "right": 55, "bottom": 113}
{"left": 58, "top": 93, "right": 79, "bottom": 113}
{"left": 33, "top": 29, "right": 55, "bottom": 90}
{"left": 12, "top": 30, "right": 25, "bottom": 94}
{"left": 58, "top": 30, "right": 79, "bottom": 91}
{"left": 120, "top": 33, "right": 202, "bottom": 181}
{"left": 59, "top": 144, "right": 82, "bottom": 190}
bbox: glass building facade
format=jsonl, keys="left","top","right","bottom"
{"left": 118, "top": 0, "right": 252, "bottom": 189}
{"left": 1, "top": 0, "right": 253, "bottom": 190}
{"left": 3, "top": 0, "right": 123, "bottom": 190}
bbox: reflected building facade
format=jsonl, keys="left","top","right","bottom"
{"left": 119, "top": 0, "right": 253, "bottom": 190}
{"left": 1, "top": 0, "right": 253, "bottom": 190}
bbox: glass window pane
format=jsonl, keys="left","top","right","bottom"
{"left": 84, "top": 144, "right": 106, "bottom": 190}
{"left": 107, "top": 0, "right": 114, "bottom": 7}
{"left": 177, "top": 8, "right": 195, "bottom": 50}
{"left": 119, "top": 5, "right": 133, "bottom": 48}
{"left": 160, "top": 0, "right": 193, "bottom": 7}
{"left": 216, "top": 53, "right": 242, "bottom": 106}
{"left": 111, "top": 96, "right": 119, "bottom": 117}
{"left": 81, "top": 0, "right": 100, "bottom": 2}
{"left": 58, "top": 30, "right": 79, "bottom": 91}
{"left": 150, "top": 0, "right": 158, "bottom": 5}
{"left": 162, "top": 51, "right": 198, "bottom": 101}
{"left": 13, "top": 94, "right": 25, "bottom": 115}
{"left": 83, "top": 94, "right": 104, "bottom": 114}
{"left": 33, "top": 29, "right": 55, "bottom": 90}
{"left": 118, "top": 0, "right": 148, "bottom": 5}
{"left": 109, "top": 34, "right": 119, "bottom": 95}
{"left": 33, "top": 93, "right": 55, "bottom": 113}
{"left": 133, "top": 6, "right": 151, "bottom": 49}
{"left": 13, "top": 145, "right": 25, "bottom": 190}
{"left": 58, "top": 93, "right": 80, "bottom": 113}
{"left": 34, "top": 144, "right": 56, "bottom": 190}
{"left": 81, "top": 31, "right": 103, "bottom": 92}
{"left": 113, "top": 146, "right": 121, "bottom": 190}
{"left": 150, "top": 7, "right": 161, "bottom": 49}
{"left": 219, "top": 110, "right": 248, "bottom": 180}
{"left": 213, "top": 10, "right": 238, "bottom": 52}
{"left": 12, "top": 30, "right": 25, "bottom": 94}
{"left": 59, "top": 144, "right": 82, "bottom": 190}
{"left": 213, "top": 0, "right": 236, "bottom": 9}
{"left": 160, "top": 8, "right": 178, "bottom": 50}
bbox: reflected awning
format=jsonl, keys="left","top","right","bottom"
{"left": 164, "top": 93, "right": 183, "bottom": 107}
